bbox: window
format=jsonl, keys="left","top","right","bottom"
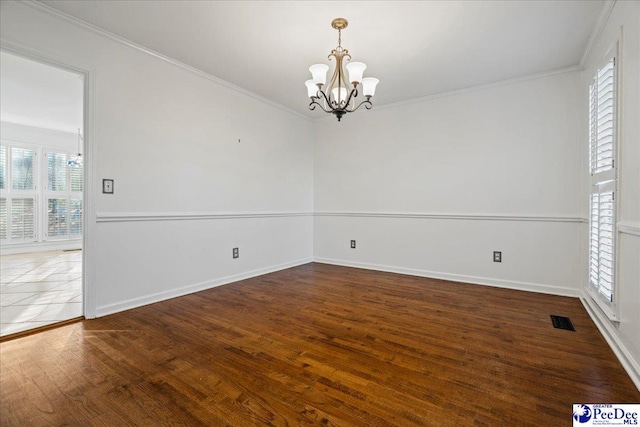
{"left": 588, "top": 50, "right": 618, "bottom": 319}
{"left": 0, "top": 144, "right": 37, "bottom": 243}
{"left": 11, "top": 147, "right": 35, "bottom": 190}
{"left": 0, "top": 143, "right": 83, "bottom": 245}
{"left": 44, "top": 150, "right": 83, "bottom": 241}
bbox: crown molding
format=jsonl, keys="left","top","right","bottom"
{"left": 20, "top": 0, "right": 310, "bottom": 121}
{"left": 580, "top": 0, "right": 617, "bottom": 68}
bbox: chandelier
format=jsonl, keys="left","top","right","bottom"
{"left": 67, "top": 128, "right": 83, "bottom": 168}
{"left": 305, "top": 18, "right": 379, "bottom": 121}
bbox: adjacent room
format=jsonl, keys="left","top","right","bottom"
{"left": 0, "top": 1, "right": 638, "bottom": 425}
{"left": 0, "top": 51, "right": 85, "bottom": 337}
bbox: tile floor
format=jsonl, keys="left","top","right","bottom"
{"left": 0, "top": 250, "right": 82, "bottom": 337}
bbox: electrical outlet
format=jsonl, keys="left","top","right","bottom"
{"left": 350, "top": 240, "right": 356, "bottom": 249}
{"left": 233, "top": 247, "right": 239, "bottom": 259}
{"left": 493, "top": 251, "right": 502, "bottom": 263}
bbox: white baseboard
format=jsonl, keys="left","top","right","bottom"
{"left": 581, "top": 295, "right": 640, "bottom": 391}
{"left": 313, "top": 257, "right": 580, "bottom": 297}
{"left": 1, "top": 240, "right": 82, "bottom": 255}
{"left": 95, "top": 257, "right": 312, "bottom": 317}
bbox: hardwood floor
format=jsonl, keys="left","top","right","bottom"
{"left": 1, "top": 263, "right": 638, "bottom": 426}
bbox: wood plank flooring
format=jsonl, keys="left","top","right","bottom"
{"left": 1, "top": 263, "right": 638, "bottom": 426}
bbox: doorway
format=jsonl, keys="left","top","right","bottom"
{"left": 0, "top": 51, "right": 85, "bottom": 338}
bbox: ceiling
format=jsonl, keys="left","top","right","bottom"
{"left": 0, "top": 51, "right": 84, "bottom": 133}
{"left": 40, "top": 0, "right": 605, "bottom": 117}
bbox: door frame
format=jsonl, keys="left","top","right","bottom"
{"left": 1, "top": 41, "right": 97, "bottom": 318}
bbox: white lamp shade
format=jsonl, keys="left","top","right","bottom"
{"left": 331, "top": 87, "right": 348, "bottom": 105}
{"left": 362, "top": 77, "right": 379, "bottom": 97}
{"left": 346, "top": 62, "right": 367, "bottom": 84}
{"left": 305, "top": 80, "right": 318, "bottom": 98}
{"left": 309, "top": 64, "right": 329, "bottom": 85}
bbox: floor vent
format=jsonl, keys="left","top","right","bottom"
{"left": 550, "top": 315, "right": 575, "bottom": 331}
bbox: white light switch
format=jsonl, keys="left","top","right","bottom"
{"left": 103, "top": 179, "right": 114, "bottom": 194}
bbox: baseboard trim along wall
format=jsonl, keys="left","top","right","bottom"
{"left": 95, "top": 257, "right": 312, "bottom": 317}
{"left": 1, "top": 240, "right": 82, "bottom": 255}
{"left": 96, "top": 211, "right": 314, "bottom": 223}
{"left": 313, "top": 257, "right": 580, "bottom": 297}
{"left": 581, "top": 295, "right": 640, "bottom": 391}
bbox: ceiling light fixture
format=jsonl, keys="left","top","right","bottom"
{"left": 67, "top": 128, "right": 83, "bottom": 168}
{"left": 305, "top": 18, "right": 379, "bottom": 121}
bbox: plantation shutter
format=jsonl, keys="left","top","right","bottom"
{"left": 0, "top": 198, "right": 6, "bottom": 240}
{"left": 47, "top": 152, "right": 68, "bottom": 191}
{"left": 592, "top": 59, "right": 615, "bottom": 174}
{"left": 588, "top": 51, "right": 617, "bottom": 315}
{"left": 0, "top": 145, "right": 6, "bottom": 190}
{"left": 10, "top": 198, "right": 36, "bottom": 241}
{"left": 11, "top": 147, "right": 35, "bottom": 190}
{"left": 589, "top": 183, "right": 615, "bottom": 301}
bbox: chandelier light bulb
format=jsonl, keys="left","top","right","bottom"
{"left": 362, "top": 77, "right": 380, "bottom": 97}
{"left": 68, "top": 128, "right": 84, "bottom": 168}
{"left": 309, "top": 64, "right": 329, "bottom": 86}
{"left": 305, "top": 80, "right": 318, "bottom": 98}
{"left": 346, "top": 62, "right": 367, "bottom": 84}
{"left": 332, "top": 87, "right": 348, "bottom": 106}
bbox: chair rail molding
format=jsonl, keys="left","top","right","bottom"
{"left": 96, "top": 211, "right": 313, "bottom": 223}
{"left": 314, "top": 211, "right": 587, "bottom": 223}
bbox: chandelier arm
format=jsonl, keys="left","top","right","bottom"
{"left": 343, "top": 87, "right": 359, "bottom": 110}
{"left": 345, "top": 98, "right": 373, "bottom": 113}
{"left": 309, "top": 98, "right": 334, "bottom": 113}
{"left": 317, "top": 89, "right": 334, "bottom": 108}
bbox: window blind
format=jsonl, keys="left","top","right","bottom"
{"left": 47, "top": 198, "right": 68, "bottom": 238}
{"left": 70, "top": 199, "right": 83, "bottom": 236}
{"left": 589, "top": 193, "right": 599, "bottom": 287}
{"left": 47, "top": 152, "right": 67, "bottom": 191}
{"left": 11, "top": 148, "right": 35, "bottom": 190}
{"left": 1, "top": 144, "right": 83, "bottom": 244}
{"left": 588, "top": 52, "right": 617, "bottom": 313}
{"left": 0, "top": 198, "right": 6, "bottom": 240}
{"left": 10, "top": 198, "right": 35, "bottom": 241}
{"left": 70, "top": 166, "right": 83, "bottom": 192}
{"left": 0, "top": 146, "right": 6, "bottom": 190}
{"left": 592, "top": 59, "right": 615, "bottom": 174}
{"left": 589, "top": 188, "right": 614, "bottom": 301}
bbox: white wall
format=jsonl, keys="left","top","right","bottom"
{"left": 581, "top": 0, "right": 640, "bottom": 389}
{"left": 0, "top": 1, "right": 314, "bottom": 316}
{"left": 314, "top": 70, "right": 585, "bottom": 296}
